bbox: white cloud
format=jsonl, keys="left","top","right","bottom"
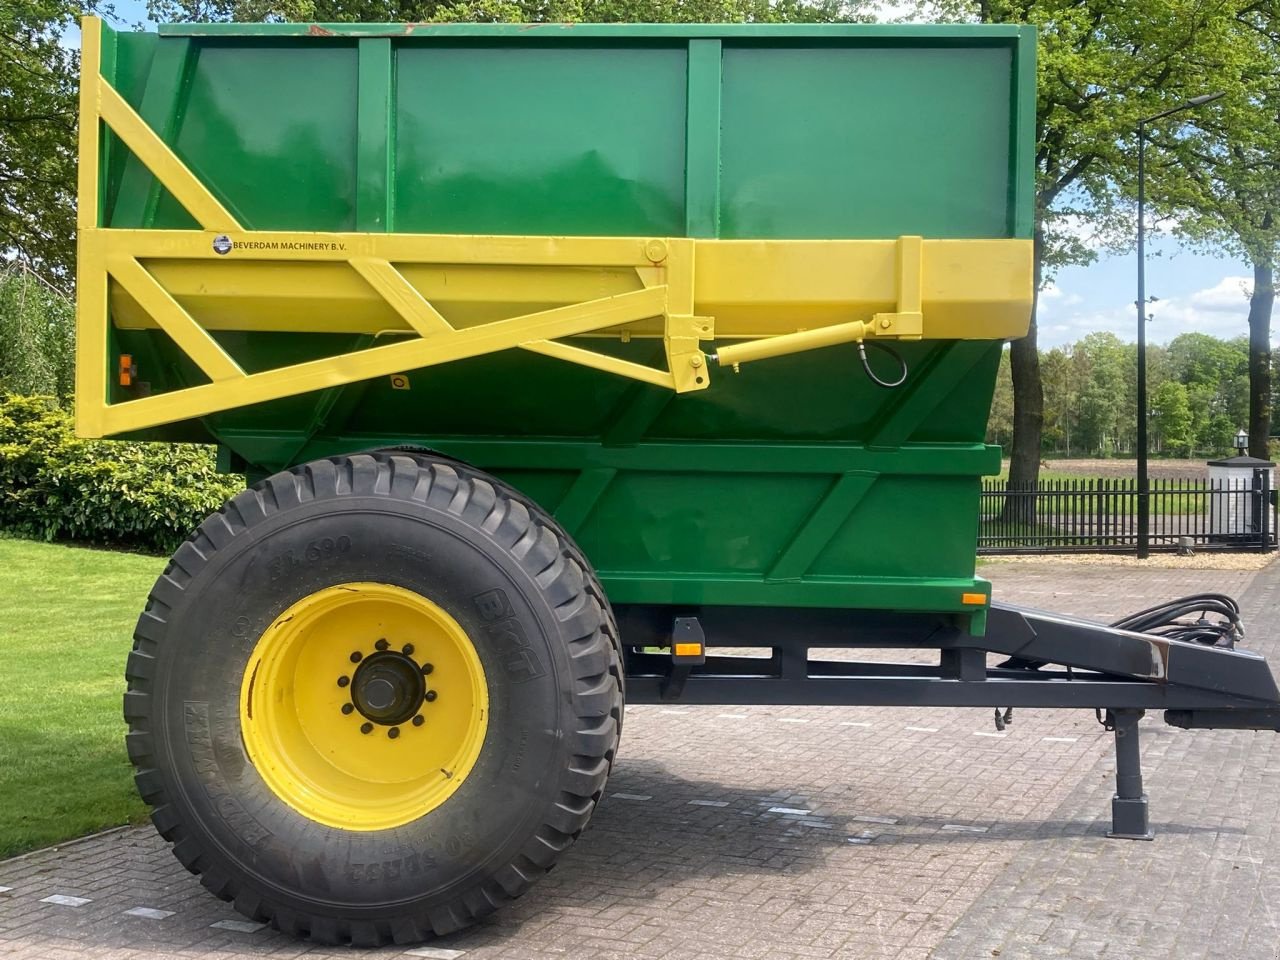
{"left": 1046, "top": 214, "right": 1106, "bottom": 253}
{"left": 1188, "top": 276, "right": 1253, "bottom": 313}
{"left": 1036, "top": 282, "right": 1083, "bottom": 316}
{"left": 1038, "top": 273, "right": 1273, "bottom": 349}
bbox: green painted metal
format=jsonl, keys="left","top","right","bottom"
{"left": 101, "top": 22, "right": 1036, "bottom": 625}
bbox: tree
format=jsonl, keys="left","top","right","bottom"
{"left": 147, "top": 0, "right": 851, "bottom": 26}
{"left": 1163, "top": 22, "right": 1280, "bottom": 461}
{"left": 1161, "top": 332, "right": 1249, "bottom": 454}
{"left": 0, "top": 0, "right": 97, "bottom": 289}
{"left": 924, "top": 0, "right": 1273, "bottom": 501}
{"left": 1151, "top": 379, "right": 1193, "bottom": 456}
{"left": 987, "top": 347, "right": 1014, "bottom": 448}
{"left": 1071, "top": 332, "right": 1128, "bottom": 454}
{"left": 0, "top": 264, "right": 76, "bottom": 401}
{"left": 1039, "top": 346, "right": 1075, "bottom": 453}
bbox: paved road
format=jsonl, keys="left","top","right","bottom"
{"left": 0, "top": 561, "right": 1275, "bottom": 960}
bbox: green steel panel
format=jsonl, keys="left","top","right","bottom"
{"left": 720, "top": 45, "right": 1015, "bottom": 239}
{"left": 165, "top": 43, "right": 361, "bottom": 230}
{"left": 392, "top": 46, "right": 687, "bottom": 236}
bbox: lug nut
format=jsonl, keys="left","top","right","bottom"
{"left": 421, "top": 663, "right": 434, "bottom": 675}
{"left": 360, "top": 722, "right": 373, "bottom": 735}
{"left": 402, "top": 643, "right": 415, "bottom": 656}
{"left": 412, "top": 715, "right": 425, "bottom": 727}
{"left": 425, "top": 690, "right": 438, "bottom": 702}
{"left": 341, "top": 703, "right": 354, "bottom": 715}
{"left": 350, "top": 651, "right": 362, "bottom": 663}
{"left": 375, "top": 639, "right": 389, "bottom": 651}
{"left": 337, "top": 675, "right": 349, "bottom": 687}
{"left": 388, "top": 727, "right": 400, "bottom": 739}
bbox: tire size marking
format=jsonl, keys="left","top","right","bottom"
{"left": 184, "top": 701, "right": 274, "bottom": 849}
{"left": 472, "top": 589, "right": 547, "bottom": 684}
{"left": 268, "top": 536, "right": 351, "bottom": 583}
{"left": 347, "top": 850, "right": 438, "bottom": 884}
{"left": 511, "top": 729, "right": 528, "bottom": 773}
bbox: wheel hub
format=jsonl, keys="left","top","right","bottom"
{"left": 239, "top": 582, "right": 489, "bottom": 831}
{"left": 349, "top": 651, "right": 425, "bottom": 726}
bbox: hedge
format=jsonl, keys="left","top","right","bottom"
{"left": 0, "top": 394, "right": 244, "bottom": 554}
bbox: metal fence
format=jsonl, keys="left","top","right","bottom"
{"left": 979, "top": 470, "right": 1277, "bottom": 555}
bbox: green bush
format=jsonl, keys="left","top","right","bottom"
{"left": 0, "top": 394, "right": 244, "bottom": 554}
{"left": 0, "top": 267, "right": 75, "bottom": 403}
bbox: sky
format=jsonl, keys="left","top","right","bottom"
{"left": 91, "top": 2, "right": 1268, "bottom": 352}
{"left": 1039, "top": 239, "right": 1264, "bottom": 351}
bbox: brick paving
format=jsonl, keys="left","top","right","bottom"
{"left": 0, "top": 560, "right": 1274, "bottom": 960}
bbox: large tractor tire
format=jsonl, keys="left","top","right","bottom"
{"left": 123, "top": 453, "right": 623, "bottom": 944}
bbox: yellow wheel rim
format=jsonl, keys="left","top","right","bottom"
{"left": 241, "top": 582, "right": 489, "bottom": 831}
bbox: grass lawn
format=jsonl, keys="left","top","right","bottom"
{"left": 0, "top": 538, "right": 164, "bottom": 858}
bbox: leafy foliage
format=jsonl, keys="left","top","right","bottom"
{"left": 987, "top": 331, "right": 1262, "bottom": 458}
{"left": 1150, "top": 379, "right": 1194, "bottom": 457}
{"left": 0, "top": 0, "right": 102, "bottom": 289}
{"left": 0, "top": 394, "right": 243, "bottom": 553}
{"left": 0, "top": 265, "right": 76, "bottom": 402}
{"left": 147, "top": 0, "right": 854, "bottom": 25}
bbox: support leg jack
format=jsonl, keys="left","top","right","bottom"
{"left": 1106, "top": 708, "right": 1153, "bottom": 840}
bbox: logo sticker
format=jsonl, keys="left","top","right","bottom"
{"left": 212, "top": 234, "right": 232, "bottom": 255}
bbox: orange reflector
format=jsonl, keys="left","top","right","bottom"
{"left": 674, "top": 642, "right": 704, "bottom": 658}
{"left": 118, "top": 354, "right": 134, "bottom": 387}
{"left": 961, "top": 592, "right": 987, "bottom": 606}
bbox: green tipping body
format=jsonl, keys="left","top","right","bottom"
{"left": 99, "top": 23, "right": 1036, "bottom": 623}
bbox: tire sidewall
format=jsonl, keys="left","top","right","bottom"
{"left": 153, "top": 492, "right": 578, "bottom": 915}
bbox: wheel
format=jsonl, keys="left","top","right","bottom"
{"left": 124, "top": 453, "right": 624, "bottom": 944}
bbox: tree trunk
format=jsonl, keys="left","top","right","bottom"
{"left": 1248, "top": 258, "right": 1274, "bottom": 461}
{"left": 1002, "top": 226, "right": 1046, "bottom": 524}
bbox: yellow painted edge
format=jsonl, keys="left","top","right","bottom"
{"left": 111, "top": 228, "right": 657, "bottom": 266}
{"left": 74, "top": 18, "right": 106, "bottom": 439}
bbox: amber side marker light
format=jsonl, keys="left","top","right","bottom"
{"left": 118, "top": 354, "right": 136, "bottom": 387}
{"left": 961, "top": 592, "right": 988, "bottom": 606}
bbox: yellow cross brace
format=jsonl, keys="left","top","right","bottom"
{"left": 74, "top": 16, "right": 1032, "bottom": 440}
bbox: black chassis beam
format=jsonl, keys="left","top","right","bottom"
{"left": 616, "top": 601, "right": 1280, "bottom": 840}
{"left": 616, "top": 602, "right": 1280, "bottom": 719}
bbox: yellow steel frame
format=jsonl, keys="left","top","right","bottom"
{"left": 75, "top": 17, "right": 1033, "bottom": 439}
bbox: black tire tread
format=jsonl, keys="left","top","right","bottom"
{"left": 124, "top": 452, "right": 624, "bottom": 945}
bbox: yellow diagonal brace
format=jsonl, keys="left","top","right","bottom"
{"left": 521, "top": 341, "right": 673, "bottom": 389}
{"left": 100, "top": 286, "right": 668, "bottom": 434}
{"left": 97, "top": 81, "right": 242, "bottom": 232}
{"left": 350, "top": 257, "right": 453, "bottom": 336}
{"left": 107, "top": 256, "right": 245, "bottom": 382}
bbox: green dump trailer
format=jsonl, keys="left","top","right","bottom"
{"left": 77, "top": 17, "right": 1280, "bottom": 944}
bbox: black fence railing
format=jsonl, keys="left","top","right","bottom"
{"left": 979, "top": 470, "right": 1277, "bottom": 555}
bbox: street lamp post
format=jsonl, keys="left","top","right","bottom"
{"left": 1135, "top": 91, "right": 1225, "bottom": 559}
